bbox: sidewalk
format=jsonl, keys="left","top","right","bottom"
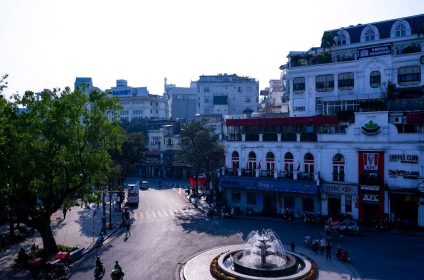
{"left": 0, "top": 203, "right": 123, "bottom": 279}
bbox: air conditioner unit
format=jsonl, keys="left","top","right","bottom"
{"left": 394, "top": 116, "right": 403, "bottom": 124}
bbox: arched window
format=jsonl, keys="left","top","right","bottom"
{"left": 284, "top": 152, "right": 294, "bottom": 178}
{"left": 231, "top": 151, "right": 239, "bottom": 170}
{"left": 361, "top": 25, "right": 379, "bottom": 42}
{"left": 391, "top": 20, "right": 411, "bottom": 38}
{"left": 333, "top": 154, "right": 345, "bottom": 182}
{"left": 247, "top": 151, "right": 256, "bottom": 171}
{"left": 266, "top": 152, "right": 275, "bottom": 175}
{"left": 304, "top": 153, "right": 314, "bottom": 174}
{"left": 334, "top": 30, "right": 350, "bottom": 46}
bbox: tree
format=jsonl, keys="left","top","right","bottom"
{"left": 110, "top": 131, "right": 146, "bottom": 182}
{"left": 177, "top": 121, "right": 224, "bottom": 202}
{"left": 321, "top": 31, "right": 335, "bottom": 56}
{"left": 5, "top": 88, "right": 123, "bottom": 256}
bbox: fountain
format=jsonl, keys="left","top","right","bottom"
{"left": 214, "top": 229, "right": 315, "bottom": 280}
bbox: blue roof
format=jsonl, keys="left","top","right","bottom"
{"left": 325, "top": 14, "right": 424, "bottom": 44}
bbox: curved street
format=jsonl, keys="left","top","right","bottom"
{"left": 70, "top": 182, "right": 424, "bottom": 280}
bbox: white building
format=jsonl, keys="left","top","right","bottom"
{"left": 220, "top": 14, "right": 424, "bottom": 228}
{"left": 106, "top": 79, "right": 168, "bottom": 121}
{"left": 195, "top": 74, "right": 259, "bottom": 116}
{"left": 283, "top": 14, "right": 424, "bottom": 117}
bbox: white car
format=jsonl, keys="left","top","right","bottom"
{"left": 336, "top": 220, "right": 360, "bottom": 235}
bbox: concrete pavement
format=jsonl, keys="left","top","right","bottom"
{"left": 0, "top": 203, "right": 123, "bottom": 279}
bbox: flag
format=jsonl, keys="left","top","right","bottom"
{"left": 189, "top": 177, "right": 196, "bottom": 186}
{"left": 258, "top": 161, "right": 261, "bottom": 170}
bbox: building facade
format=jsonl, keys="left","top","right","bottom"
{"left": 283, "top": 14, "right": 424, "bottom": 118}
{"left": 220, "top": 14, "right": 424, "bottom": 228}
{"left": 106, "top": 79, "right": 168, "bottom": 121}
{"left": 195, "top": 74, "right": 259, "bottom": 116}
{"left": 222, "top": 111, "right": 424, "bottom": 227}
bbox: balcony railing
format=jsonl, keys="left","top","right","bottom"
{"left": 223, "top": 168, "right": 317, "bottom": 182}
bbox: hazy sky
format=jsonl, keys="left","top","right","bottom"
{"left": 0, "top": 0, "right": 423, "bottom": 97}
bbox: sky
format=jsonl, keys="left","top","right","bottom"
{"left": 0, "top": 0, "right": 423, "bottom": 98}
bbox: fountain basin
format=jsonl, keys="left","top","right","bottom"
{"left": 216, "top": 250, "right": 313, "bottom": 280}
{"left": 232, "top": 250, "right": 298, "bottom": 277}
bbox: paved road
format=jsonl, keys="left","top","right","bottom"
{"left": 70, "top": 184, "right": 424, "bottom": 280}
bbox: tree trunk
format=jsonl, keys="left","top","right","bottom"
{"left": 34, "top": 214, "right": 58, "bottom": 257}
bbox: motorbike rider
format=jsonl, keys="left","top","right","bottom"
{"left": 111, "top": 261, "right": 124, "bottom": 279}
{"left": 96, "top": 256, "right": 103, "bottom": 270}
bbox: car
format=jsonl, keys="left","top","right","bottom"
{"left": 336, "top": 220, "right": 360, "bottom": 235}
{"left": 140, "top": 180, "right": 149, "bottom": 190}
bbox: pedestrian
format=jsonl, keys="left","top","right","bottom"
{"left": 0, "top": 234, "right": 6, "bottom": 252}
{"left": 326, "top": 241, "right": 332, "bottom": 261}
{"left": 290, "top": 241, "right": 296, "bottom": 252}
{"left": 320, "top": 238, "right": 326, "bottom": 255}
{"left": 125, "top": 221, "right": 131, "bottom": 237}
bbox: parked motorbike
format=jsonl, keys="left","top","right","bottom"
{"left": 336, "top": 247, "right": 350, "bottom": 262}
{"left": 374, "top": 218, "right": 389, "bottom": 232}
{"left": 110, "top": 262, "right": 124, "bottom": 280}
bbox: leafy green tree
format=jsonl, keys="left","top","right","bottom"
{"left": 321, "top": 31, "right": 335, "bottom": 55}
{"left": 177, "top": 121, "right": 224, "bottom": 200}
{"left": 110, "top": 131, "right": 146, "bottom": 183}
{"left": 5, "top": 88, "right": 123, "bottom": 256}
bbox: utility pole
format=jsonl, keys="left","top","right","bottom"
{"left": 102, "top": 189, "right": 106, "bottom": 234}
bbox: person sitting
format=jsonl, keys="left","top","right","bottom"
{"left": 111, "top": 261, "right": 124, "bottom": 278}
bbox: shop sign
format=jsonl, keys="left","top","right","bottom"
{"left": 363, "top": 193, "right": 379, "bottom": 202}
{"left": 363, "top": 152, "right": 379, "bottom": 171}
{"left": 389, "top": 154, "right": 418, "bottom": 164}
{"left": 388, "top": 169, "right": 419, "bottom": 179}
{"left": 358, "top": 44, "right": 391, "bottom": 59}
{"left": 321, "top": 184, "right": 357, "bottom": 194}
{"left": 361, "top": 120, "right": 381, "bottom": 135}
{"left": 361, "top": 185, "right": 380, "bottom": 191}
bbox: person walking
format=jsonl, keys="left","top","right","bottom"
{"left": 326, "top": 241, "right": 332, "bottom": 261}
{"left": 125, "top": 221, "right": 131, "bottom": 237}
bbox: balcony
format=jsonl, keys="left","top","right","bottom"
{"left": 223, "top": 168, "right": 318, "bottom": 182}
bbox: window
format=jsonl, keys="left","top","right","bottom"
{"left": 266, "top": 152, "right": 275, "bottom": 175}
{"left": 361, "top": 25, "right": 379, "bottom": 42}
{"left": 395, "top": 24, "right": 406, "bottom": 37}
{"left": 333, "top": 153, "right": 345, "bottom": 182}
{"left": 391, "top": 20, "right": 411, "bottom": 38}
{"left": 364, "top": 29, "right": 375, "bottom": 41}
{"left": 398, "top": 66, "right": 421, "bottom": 86}
{"left": 294, "top": 106, "right": 305, "bottom": 111}
{"left": 304, "top": 153, "right": 314, "bottom": 174}
{"left": 293, "top": 77, "right": 305, "bottom": 93}
{"left": 245, "top": 97, "right": 252, "bottom": 103}
{"left": 231, "top": 151, "right": 239, "bottom": 170}
{"left": 247, "top": 152, "right": 256, "bottom": 170}
{"left": 231, "top": 191, "right": 241, "bottom": 203}
{"left": 247, "top": 192, "right": 256, "bottom": 205}
{"left": 338, "top": 72, "right": 354, "bottom": 90}
{"left": 238, "top": 86, "right": 243, "bottom": 93}
{"left": 284, "top": 152, "right": 294, "bottom": 178}
{"left": 203, "top": 87, "right": 210, "bottom": 93}
{"left": 204, "top": 97, "right": 209, "bottom": 103}
{"left": 316, "top": 74, "right": 334, "bottom": 92}
{"left": 370, "top": 71, "right": 381, "bottom": 88}
{"left": 335, "top": 33, "right": 347, "bottom": 46}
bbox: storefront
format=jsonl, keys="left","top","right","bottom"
{"left": 389, "top": 187, "right": 419, "bottom": 226}
{"left": 219, "top": 176, "right": 319, "bottom": 216}
{"left": 358, "top": 151, "right": 385, "bottom": 223}
{"left": 320, "top": 183, "right": 358, "bottom": 220}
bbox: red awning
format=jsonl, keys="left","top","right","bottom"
{"left": 225, "top": 116, "right": 338, "bottom": 126}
